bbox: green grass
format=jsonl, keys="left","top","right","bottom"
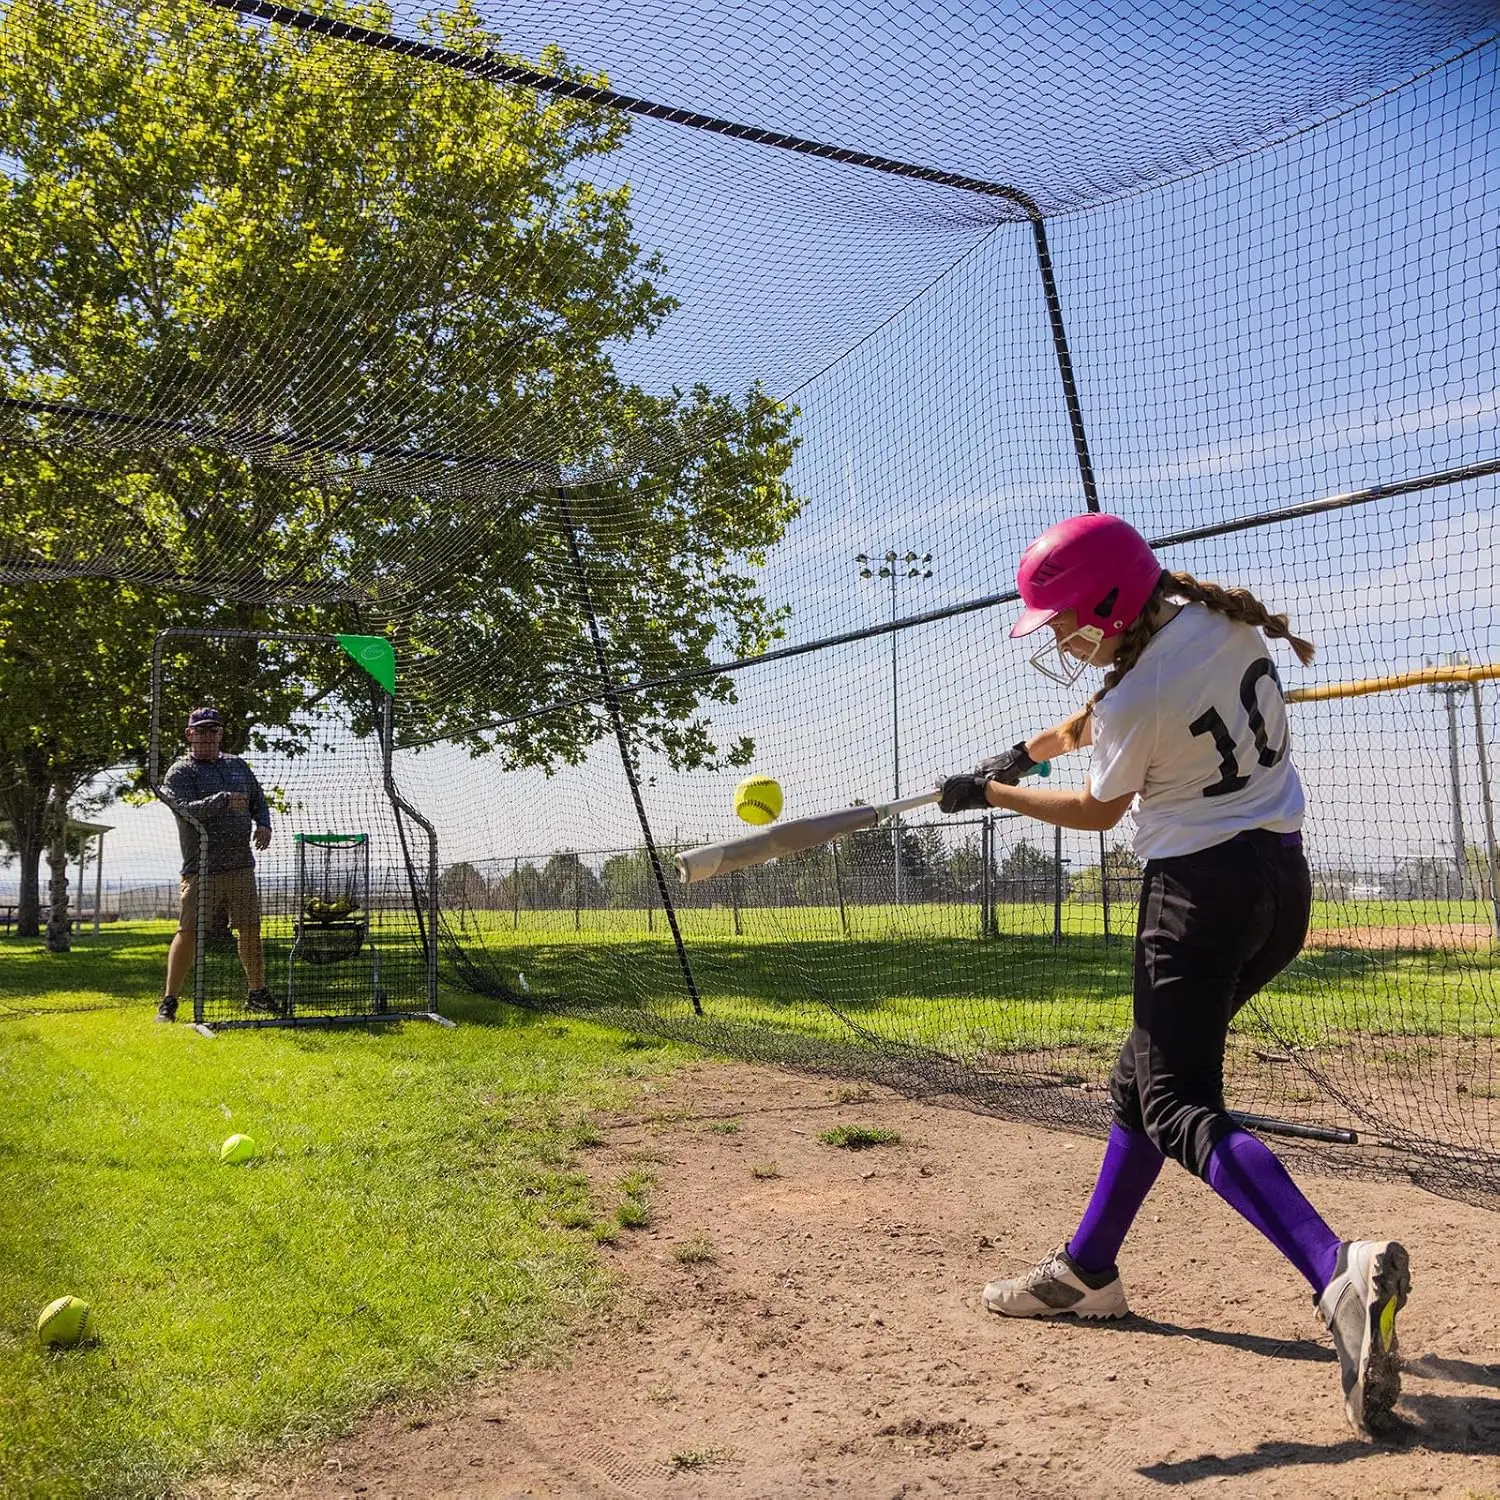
{"left": 454, "top": 895, "right": 1500, "bottom": 945}
{"left": 0, "top": 925, "right": 691, "bottom": 1499}
{"left": 454, "top": 904, "right": 1500, "bottom": 1062}
{"left": 819, "top": 1125, "right": 901, "bottom": 1149}
{"left": 615, "top": 1197, "right": 652, "bottom": 1229}
{"left": 669, "top": 1444, "right": 730, "bottom": 1471}
{"left": 5, "top": 894, "right": 1497, "bottom": 1495}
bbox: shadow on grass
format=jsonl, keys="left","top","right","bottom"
{"left": 0, "top": 926, "right": 594, "bottom": 1044}
{"left": 454, "top": 927, "right": 1498, "bottom": 1013}
{"left": 0, "top": 925, "right": 174, "bottom": 1013}
{"left": 461, "top": 933, "right": 1138, "bottom": 1013}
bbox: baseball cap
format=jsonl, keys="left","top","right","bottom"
{"left": 186, "top": 707, "right": 224, "bottom": 729}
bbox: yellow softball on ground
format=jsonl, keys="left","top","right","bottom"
{"left": 220, "top": 1133, "right": 258, "bottom": 1165}
{"left": 734, "top": 775, "right": 783, "bottom": 825}
{"left": 37, "top": 1296, "right": 92, "bottom": 1348}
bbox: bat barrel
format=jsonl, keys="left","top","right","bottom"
{"left": 674, "top": 843, "right": 732, "bottom": 884}
{"left": 675, "top": 804, "right": 882, "bottom": 884}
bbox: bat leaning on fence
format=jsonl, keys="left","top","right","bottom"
{"left": 674, "top": 790, "right": 942, "bottom": 884}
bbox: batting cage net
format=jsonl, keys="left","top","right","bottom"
{"left": 148, "top": 630, "right": 440, "bottom": 1030}
{"left": 0, "top": 0, "right": 1496, "bottom": 1206}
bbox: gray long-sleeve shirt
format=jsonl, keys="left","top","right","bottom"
{"left": 161, "top": 753, "right": 271, "bottom": 876}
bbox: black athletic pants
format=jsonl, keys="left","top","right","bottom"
{"left": 1108, "top": 828, "right": 1312, "bottom": 1178}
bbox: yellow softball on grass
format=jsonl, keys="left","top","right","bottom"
{"left": 220, "top": 1133, "right": 258, "bottom": 1165}
{"left": 37, "top": 1295, "right": 92, "bottom": 1348}
{"left": 734, "top": 775, "right": 783, "bottom": 825}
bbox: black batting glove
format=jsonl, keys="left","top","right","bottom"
{"left": 975, "top": 742, "right": 1038, "bottom": 786}
{"left": 938, "top": 774, "right": 991, "bottom": 814}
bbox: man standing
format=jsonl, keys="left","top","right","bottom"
{"left": 156, "top": 706, "right": 275, "bottom": 1022}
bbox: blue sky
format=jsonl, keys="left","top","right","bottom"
{"left": 32, "top": 3, "right": 1500, "bottom": 891}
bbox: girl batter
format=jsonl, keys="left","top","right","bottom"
{"left": 938, "top": 512, "right": 1409, "bottom": 1438}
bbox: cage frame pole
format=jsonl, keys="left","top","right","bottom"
{"left": 380, "top": 692, "right": 445, "bottom": 1018}
{"left": 556, "top": 490, "right": 702, "bottom": 1015}
{"left": 1470, "top": 682, "right": 1500, "bottom": 941}
{"left": 1098, "top": 828, "right": 1113, "bottom": 945}
{"left": 1052, "top": 824, "right": 1065, "bottom": 946}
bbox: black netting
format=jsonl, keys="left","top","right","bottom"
{"left": 1, "top": 0, "right": 1497, "bottom": 1206}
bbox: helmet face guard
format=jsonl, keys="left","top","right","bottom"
{"left": 1010, "top": 513, "right": 1164, "bottom": 682}
{"left": 1027, "top": 624, "right": 1106, "bottom": 686}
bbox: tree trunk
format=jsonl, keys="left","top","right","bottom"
{"left": 15, "top": 833, "right": 42, "bottom": 937}
{"left": 45, "top": 785, "right": 71, "bottom": 952}
{"left": 0, "top": 776, "right": 50, "bottom": 938}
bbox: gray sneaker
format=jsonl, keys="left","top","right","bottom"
{"left": 1316, "top": 1239, "right": 1410, "bottom": 1436}
{"left": 982, "top": 1245, "right": 1129, "bottom": 1319}
{"left": 154, "top": 997, "right": 178, "bottom": 1024}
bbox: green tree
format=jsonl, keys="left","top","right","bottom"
{"left": 438, "top": 860, "right": 489, "bottom": 908}
{"left": 1390, "top": 855, "right": 1465, "bottom": 900}
{"left": 1464, "top": 840, "right": 1497, "bottom": 902}
{"left": 997, "top": 841, "right": 1064, "bottom": 903}
{"left": 946, "top": 835, "right": 993, "bottom": 900}
{"left": 0, "top": 572, "right": 172, "bottom": 936}
{"left": 0, "top": 0, "right": 801, "bottom": 928}
{"left": 536, "top": 852, "right": 602, "bottom": 911}
{"left": 601, "top": 849, "right": 654, "bottom": 909}
{"left": 899, "top": 824, "right": 955, "bottom": 902}
{"left": 1069, "top": 840, "right": 1142, "bottom": 904}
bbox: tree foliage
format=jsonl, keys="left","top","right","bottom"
{"left": 0, "top": 0, "right": 803, "bottom": 929}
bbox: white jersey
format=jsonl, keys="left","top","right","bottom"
{"left": 1087, "top": 603, "right": 1305, "bottom": 860}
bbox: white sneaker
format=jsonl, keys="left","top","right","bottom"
{"left": 982, "top": 1245, "right": 1129, "bottom": 1319}
{"left": 1315, "top": 1239, "right": 1410, "bottom": 1436}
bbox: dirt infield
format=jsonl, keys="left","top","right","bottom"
{"left": 231, "top": 1062, "right": 1500, "bottom": 1500}
{"left": 1307, "top": 922, "right": 1496, "bottom": 951}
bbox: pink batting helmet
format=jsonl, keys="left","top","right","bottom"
{"left": 1010, "top": 513, "right": 1164, "bottom": 642}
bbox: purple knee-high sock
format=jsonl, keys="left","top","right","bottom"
{"left": 1066, "top": 1124, "right": 1165, "bottom": 1273}
{"left": 1204, "top": 1129, "right": 1341, "bottom": 1294}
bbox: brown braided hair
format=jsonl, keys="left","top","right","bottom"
{"left": 1055, "top": 571, "right": 1314, "bottom": 752}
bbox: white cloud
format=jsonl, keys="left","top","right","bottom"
{"left": 1115, "top": 394, "right": 1500, "bottom": 487}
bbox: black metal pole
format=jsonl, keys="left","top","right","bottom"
{"left": 1053, "top": 824, "right": 1065, "bottom": 947}
{"left": 1027, "top": 216, "right": 1098, "bottom": 512}
{"left": 980, "top": 815, "right": 992, "bottom": 940}
{"left": 556, "top": 491, "right": 702, "bottom": 1014}
{"left": 1099, "top": 829, "right": 1112, "bottom": 945}
{"left": 832, "top": 840, "right": 849, "bottom": 937}
{"left": 380, "top": 692, "right": 441, "bottom": 1012}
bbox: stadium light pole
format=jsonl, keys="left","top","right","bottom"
{"left": 856, "top": 549, "right": 934, "bottom": 904}
{"left": 1427, "top": 652, "right": 1469, "bottom": 896}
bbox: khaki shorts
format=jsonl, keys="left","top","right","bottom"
{"left": 179, "top": 869, "right": 262, "bottom": 935}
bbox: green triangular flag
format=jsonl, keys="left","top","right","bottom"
{"left": 336, "top": 634, "right": 396, "bottom": 696}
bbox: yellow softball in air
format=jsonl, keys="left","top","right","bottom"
{"left": 734, "top": 775, "right": 783, "bottom": 825}
{"left": 37, "top": 1295, "right": 93, "bottom": 1348}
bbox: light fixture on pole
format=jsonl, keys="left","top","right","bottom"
{"left": 856, "top": 548, "right": 935, "bottom": 905}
